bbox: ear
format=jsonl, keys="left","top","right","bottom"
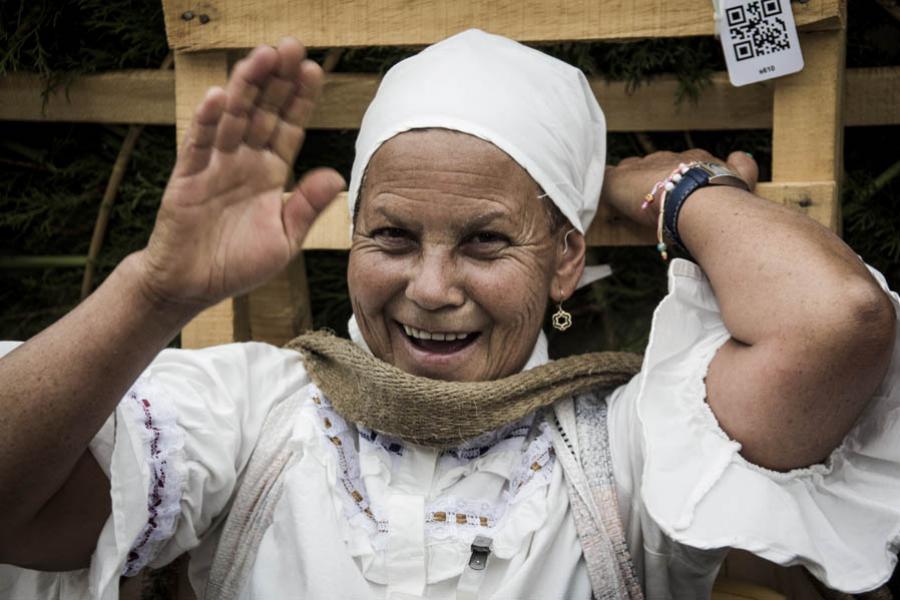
{"left": 550, "top": 228, "right": 586, "bottom": 303}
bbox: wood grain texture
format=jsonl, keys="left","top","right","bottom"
{"left": 180, "top": 299, "right": 241, "bottom": 348}
{"left": 247, "top": 257, "right": 313, "bottom": 346}
{"left": 161, "top": 0, "right": 843, "bottom": 51}
{"left": 772, "top": 30, "right": 846, "bottom": 232}
{"left": 0, "top": 71, "right": 174, "bottom": 124}
{"left": 314, "top": 68, "right": 895, "bottom": 131}
{"left": 175, "top": 51, "right": 239, "bottom": 348}
{"left": 845, "top": 66, "right": 900, "bottom": 127}
{"left": 174, "top": 51, "right": 228, "bottom": 145}
{"left": 3, "top": 68, "right": 895, "bottom": 131}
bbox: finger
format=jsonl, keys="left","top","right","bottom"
{"left": 215, "top": 46, "right": 278, "bottom": 152}
{"left": 245, "top": 105, "right": 281, "bottom": 149}
{"left": 617, "top": 156, "right": 641, "bottom": 168}
{"left": 268, "top": 96, "right": 309, "bottom": 165}
{"left": 726, "top": 151, "right": 759, "bottom": 190}
{"left": 259, "top": 37, "right": 306, "bottom": 113}
{"left": 174, "top": 86, "right": 227, "bottom": 177}
{"left": 681, "top": 149, "right": 717, "bottom": 163}
{"left": 290, "top": 59, "right": 325, "bottom": 127}
{"left": 282, "top": 168, "right": 346, "bottom": 253}
{"left": 247, "top": 39, "right": 305, "bottom": 148}
{"left": 268, "top": 60, "right": 324, "bottom": 164}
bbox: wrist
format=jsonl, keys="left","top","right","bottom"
{"left": 116, "top": 251, "right": 204, "bottom": 330}
{"left": 659, "top": 163, "right": 751, "bottom": 261}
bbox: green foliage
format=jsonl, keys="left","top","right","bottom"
{"left": 0, "top": 0, "right": 168, "bottom": 97}
{"left": 0, "top": 123, "right": 171, "bottom": 338}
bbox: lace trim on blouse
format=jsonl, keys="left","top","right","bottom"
{"left": 308, "top": 384, "right": 555, "bottom": 548}
{"left": 121, "top": 376, "right": 184, "bottom": 577}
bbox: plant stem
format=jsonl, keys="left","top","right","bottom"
{"left": 871, "top": 157, "right": 900, "bottom": 196}
{"left": 0, "top": 255, "right": 88, "bottom": 268}
{"left": 80, "top": 51, "right": 173, "bottom": 299}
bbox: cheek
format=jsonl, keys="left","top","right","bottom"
{"left": 347, "top": 248, "right": 409, "bottom": 362}
{"left": 347, "top": 248, "right": 404, "bottom": 315}
{"left": 466, "top": 255, "right": 553, "bottom": 329}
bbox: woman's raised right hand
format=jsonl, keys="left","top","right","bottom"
{"left": 137, "top": 37, "right": 345, "bottom": 311}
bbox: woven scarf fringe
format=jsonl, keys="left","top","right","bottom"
{"left": 285, "top": 330, "right": 642, "bottom": 448}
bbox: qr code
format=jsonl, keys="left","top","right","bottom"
{"left": 726, "top": 0, "right": 791, "bottom": 62}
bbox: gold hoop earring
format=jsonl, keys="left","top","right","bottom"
{"left": 552, "top": 292, "right": 572, "bottom": 331}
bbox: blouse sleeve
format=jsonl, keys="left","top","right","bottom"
{"left": 610, "top": 258, "right": 900, "bottom": 595}
{"left": 0, "top": 340, "right": 309, "bottom": 600}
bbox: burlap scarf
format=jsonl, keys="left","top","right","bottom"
{"left": 285, "top": 330, "right": 642, "bottom": 447}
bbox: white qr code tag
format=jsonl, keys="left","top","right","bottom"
{"left": 719, "top": 0, "right": 804, "bottom": 86}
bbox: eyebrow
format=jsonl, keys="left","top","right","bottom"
{"left": 372, "top": 205, "right": 509, "bottom": 230}
{"left": 461, "top": 211, "right": 507, "bottom": 230}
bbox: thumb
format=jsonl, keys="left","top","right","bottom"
{"left": 726, "top": 151, "right": 759, "bottom": 191}
{"left": 282, "top": 167, "right": 346, "bottom": 253}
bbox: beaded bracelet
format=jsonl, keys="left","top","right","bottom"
{"left": 641, "top": 161, "right": 700, "bottom": 261}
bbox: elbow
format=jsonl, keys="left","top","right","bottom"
{"left": 842, "top": 279, "right": 896, "bottom": 362}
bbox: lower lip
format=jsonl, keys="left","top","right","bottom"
{"left": 394, "top": 321, "right": 482, "bottom": 373}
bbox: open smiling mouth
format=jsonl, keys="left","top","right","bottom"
{"left": 398, "top": 322, "right": 481, "bottom": 354}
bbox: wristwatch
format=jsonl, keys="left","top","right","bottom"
{"left": 663, "top": 161, "right": 750, "bottom": 258}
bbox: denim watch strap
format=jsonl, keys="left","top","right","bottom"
{"left": 662, "top": 167, "right": 710, "bottom": 259}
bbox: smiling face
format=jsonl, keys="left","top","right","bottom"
{"left": 347, "top": 129, "right": 585, "bottom": 381}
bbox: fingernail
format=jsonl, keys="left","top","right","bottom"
{"left": 744, "top": 151, "right": 754, "bottom": 158}
{"left": 333, "top": 173, "right": 347, "bottom": 190}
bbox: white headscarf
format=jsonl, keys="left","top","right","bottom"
{"left": 347, "top": 28, "right": 607, "bottom": 236}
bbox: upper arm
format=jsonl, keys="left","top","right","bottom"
{"left": 0, "top": 451, "right": 110, "bottom": 571}
{"left": 705, "top": 278, "right": 896, "bottom": 471}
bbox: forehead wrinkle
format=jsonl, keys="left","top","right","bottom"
{"left": 368, "top": 189, "right": 519, "bottom": 217}
{"left": 374, "top": 163, "right": 525, "bottom": 184}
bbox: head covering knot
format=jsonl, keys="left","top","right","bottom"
{"left": 348, "top": 28, "right": 607, "bottom": 234}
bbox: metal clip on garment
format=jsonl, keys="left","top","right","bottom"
{"left": 456, "top": 536, "right": 493, "bottom": 600}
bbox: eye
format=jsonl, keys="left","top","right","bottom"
{"left": 370, "top": 227, "right": 416, "bottom": 252}
{"left": 463, "top": 231, "right": 511, "bottom": 255}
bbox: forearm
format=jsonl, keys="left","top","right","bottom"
{"left": 679, "top": 187, "right": 896, "bottom": 468}
{"left": 677, "top": 187, "right": 887, "bottom": 345}
{"left": 0, "top": 251, "right": 197, "bottom": 529}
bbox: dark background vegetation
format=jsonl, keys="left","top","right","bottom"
{"left": 1, "top": 0, "right": 898, "bottom": 359}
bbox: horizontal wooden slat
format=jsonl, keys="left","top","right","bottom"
{"left": 3, "top": 68, "right": 895, "bottom": 131}
{"left": 161, "top": 0, "right": 844, "bottom": 51}
{"left": 844, "top": 66, "right": 900, "bottom": 127}
{"left": 0, "top": 71, "right": 175, "bottom": 125}
{"left": 313, "top": 68, "right": 898, "bottom": 131}
{"left": 302, "top": 181, "right": 837, "bottom": 250}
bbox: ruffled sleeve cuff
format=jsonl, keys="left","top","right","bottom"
{"left": 638, "top": 258, "right": 900, "bottom": 594}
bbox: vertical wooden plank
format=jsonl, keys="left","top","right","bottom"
{"left": 174, "top": 51, "right": 240, "bottom": 349}
{"left": 771, "top": 29, "right": 846, "bottom": 232}
{"left": 247, "top": 256, "right": 314, "bottom": 346}
{"left": 174, "top": 51, "right": 228, "bottom": 145}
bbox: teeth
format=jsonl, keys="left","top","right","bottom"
{"left": 402, "top": 324, "right": 472, "bottom": 342}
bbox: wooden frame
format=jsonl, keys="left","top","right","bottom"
{"left": 4, "top": 67, "right": 896, "bottom": 130}
{"left": 155, "top": 1, "right": 851, "bottom": 348}
{"left": 0, "top": 2, "right": 859, "bottom": 348}
{"left": 160, "top": 0, "right": 844, "bottom": 50}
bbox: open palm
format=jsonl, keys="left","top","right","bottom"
{"left": 141, "top": 38, "right": 344, "bottom": 309}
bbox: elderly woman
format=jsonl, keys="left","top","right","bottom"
{"left": 0, "top": 30, "right": 898, "bottom": 600}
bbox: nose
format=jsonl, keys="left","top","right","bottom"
{"left": 405, "top": 247, "right": 465, "bottom": 311}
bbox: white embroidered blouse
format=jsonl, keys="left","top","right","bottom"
{"left": 2, "top": 259, "right": 900, "bottom": 599}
